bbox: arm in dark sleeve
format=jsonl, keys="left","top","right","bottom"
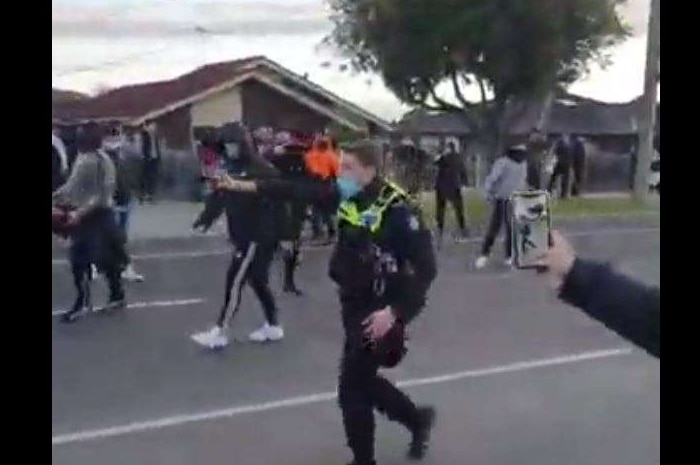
{"left": 386, "top": 205, "right": 438, "bottom": 323}
{"left": 257, "top": 177, "right": 338, "bottom": 206}
{"left": 193, "top": 192, "right": 226, "bottom": 231}
{"left": 559, "top": 258, "right": 660, "bottom": 358}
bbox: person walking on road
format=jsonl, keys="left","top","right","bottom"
{"left": 216, "top": 139, "right": 439, "bottom": 465}
{"left": 190, "top": 122, "right": 285, "bottom": 349}
{"left": 475, "top": 145, "right": 528, "bottom": 269}
{"left": 433, "top": 141, "right": 469, "bottom": 247}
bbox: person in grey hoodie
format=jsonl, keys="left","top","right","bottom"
{"left": 52, "top": 123, "right": 126, "bottom": 323}
{"left": 475, "top": 145, "right": 528, "bottom": 269}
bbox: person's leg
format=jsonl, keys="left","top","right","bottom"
{"left": 503, "top": 199, "right": 513, "bottom": 261}
{"left": 338, "top": 337, "right": 377, "bottom": 465}
{"left": 282, "top": 241, "right": 303, "bottom": 295}
{"left": 247, "top": 243, "right": 280, "bottom": 328}
{"left": 450, "top": 189, "right": 467, "bottom": 235}
{"left": 435, "top": 190, "right": 447, "bottom": 237}
{"left": 216, "top": 243, "right": 258, "bottom": 329}
{"left": 560, "top": 166, "right": 571, "bottom": 199}
{"left": 480, "top": 200, "right": 505, "bottom": 257}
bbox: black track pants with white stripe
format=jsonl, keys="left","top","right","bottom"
{"left": 216, "top": 241, "right": 279, "bottom": 328}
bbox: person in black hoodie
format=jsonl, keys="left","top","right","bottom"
{"left": 268, "top": 133, "right": 309, "bottom": 295}
{"left": 433, "top": 141, "right": 469, "bottom": 246}
{"left": 190, "top": 122, "right": 285, "bottom": 349}
{"left": 537, "top": 231, "right": 659, "bottom": 358}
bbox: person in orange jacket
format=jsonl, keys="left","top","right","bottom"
{"left": 305, "top": 136, "right": 340, "bottom": 242}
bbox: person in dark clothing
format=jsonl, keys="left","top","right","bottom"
{"left": 475, "top": 145, "right": 528, "bottom": 269}
{"left": 139, "top": 125, "right": 160, "bottom": 203}
{"left": 190, "top": 122, "right": 285, "bottom": 349}
{"left": 52, "top": 123, "right": 126, "bottom": 323}
{"left": 217, "top": 139, "right": 438, "bottom": 465}
{"left": 268, "top": 136, "right": 310, "bottom": 295}
{"left": 526, "top": 129, "right": 548, "bottom": 190}
{"left": 547, "top": 134, "right": 573, "bottom": 199}
{"left": 537, "top": 231, "right": 659, "bottom": 358}
{"left": 434, "top": 142, "right": 469, "bottom": 246}
{"left": 101, "top": 132, "right": 144, "bottom": 283}
{"left": 570, "top": 135, "right": 587, "bottom": 197}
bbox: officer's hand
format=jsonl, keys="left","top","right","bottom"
{"left": 362, "top": 307, "right": 396, "bottom": 342}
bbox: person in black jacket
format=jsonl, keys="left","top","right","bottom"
{"left": 547, "top": 134, "right": 573, "bottom": 199}
{"left": 433, "top": 142, "right": 469, "bottom": 246}
{"left": 268, "top": 134, "right": 309, "bottom": 295}
{"left": 216, "top": 139, "right": 438, "bottom": 465}
{"left": 537, "top": 230, "right": 659, "bottom": 358}
{"left": 190, "top": 122, "right": 285, "bottom": 349}
{"left": 138, "top": 124, "right": 161, "bottom": 203}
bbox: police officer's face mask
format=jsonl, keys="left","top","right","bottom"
{"left": 337, "top": 176, "right": 362, "bottom": 200}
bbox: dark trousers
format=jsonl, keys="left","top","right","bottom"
{"left": 481, "top": 199, "right": 512, "bottom": 258}
{"left": 547, "top": 164, "right": 571, "bottom": 199}
{"left": 216, "top": 241, "right": 279, "bottom": 328}
{"left": 435, "top": 188, "right": 466, "bottom": 233}
{"left": 140, "top": 159, "right": 159, "bottom": 201}
{"left": 571, "top": 161, "right": 584, "bottom": 197}
{"left": 69, "top": 209, "right": 125, "bottom": 310}
{"left": 282, "top": 241, "right": 302, "bottom": 291}
{"left": 339, "top": 311, "right": 420, "bottom": 464}
{"left": 311, "top": 203, "right": 336, "bottom": 239}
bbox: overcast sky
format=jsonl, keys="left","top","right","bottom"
{"left": 52, "top": 0, "right": 655, "bottom": 120}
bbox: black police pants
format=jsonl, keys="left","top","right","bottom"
{"left": 216, "top": 241, "right": 279, "bottom": 328}
{"left": 435, "top": 188, "right": 466, "bottom": 233}
{"left": 338, "top": 317, "right": 420, "bottom": 463}
{"left": 481, "top": 199, "right": 512, "bottom": 258}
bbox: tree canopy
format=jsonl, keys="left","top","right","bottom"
{"left": 326, "top": 0, "right": 630, "bottom": 139}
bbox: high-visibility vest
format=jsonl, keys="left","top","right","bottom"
{"left": 337, "top": 180, "right": 410, "bottom": 234}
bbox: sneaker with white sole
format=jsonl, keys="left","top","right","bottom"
{"left": 122, "top": 265, "right": 145, "bottom": 283}
{"left": 191, "top": 325, "right": 229, "bottom": 349}
{"left": 249, "top": 324, "right": 284, "bottom": 343}
{"left": 474, "top": 255, "right": 489, "bottom": 269}
{"left": 504, "top": 257, "right": 514, "bottom": 268}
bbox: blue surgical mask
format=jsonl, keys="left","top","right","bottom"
{"left": 336, "top": 176, "right": 362, "bottom": 200}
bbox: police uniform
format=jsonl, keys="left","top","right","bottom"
{"left": 330, "top": 178, "right": 438, "bottom": 465}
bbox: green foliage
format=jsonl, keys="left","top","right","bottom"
{"left": 326, "top": 0, "right": 630, "bottom": 112}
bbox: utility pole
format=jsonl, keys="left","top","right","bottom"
{"left": 633, "top": 0, "right": 660, "bottom": 203}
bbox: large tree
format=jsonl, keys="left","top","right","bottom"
{"left": 326, "top": 0, "right": 630, "bottom": 160}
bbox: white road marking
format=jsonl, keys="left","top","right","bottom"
{"left": 52, "top": 298, "right": 205, "bottom": 317}
{"left": 52, "top": 347, "right": 632, "bottom": 446}
{"left": 51, "top": 227, "right": 659, "bottom": 266}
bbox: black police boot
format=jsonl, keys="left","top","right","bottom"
{"left": 60, "top": 300, "right": 89, "bottom": 324}
{"left": 282, "top": 252, "right": 303, "bottom": 296}
{"left": 407, "top": 406, "right": 436, "bottom": 460}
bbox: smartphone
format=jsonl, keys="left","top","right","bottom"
{"left": 510, "top": 190, "right": 551, "bottom": 269}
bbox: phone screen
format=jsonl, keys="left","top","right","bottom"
{"left": 510, "top": 190, "right": 551, "bottom": 269}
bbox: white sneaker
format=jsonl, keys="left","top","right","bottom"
{"left": 191, "top": 326, "right": 229, "bottom": 349}
{"left": 248, "top": 324, "right": 284, "bottom": 343}
{"left": 122, "top": 265, "right": 145, "bottom": 283}
{"left": 475, "top": 256, "right": 489, "bottom": 269}
{"left": 504, "top": 257, "right": 514, "bottom": 268}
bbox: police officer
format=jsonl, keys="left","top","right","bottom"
{"left": 217, "top": 139, "right": 438, "bottom": 465}
{"left": 190, "top": 122, "right": 286, "bottom": 348}
{"left": 268, "top": 132, "right": 309, "bottom": 295}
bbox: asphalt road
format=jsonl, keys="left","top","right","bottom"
{"left": 52, "top": 223, "right": 660, "bottom": 465}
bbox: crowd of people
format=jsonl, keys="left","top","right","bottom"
{"left": 52, "top": 121, "right": 659, "bottom": 465}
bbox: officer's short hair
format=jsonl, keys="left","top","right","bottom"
{"left": 342, "top": 139, "right": 382, "bottom": 170}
